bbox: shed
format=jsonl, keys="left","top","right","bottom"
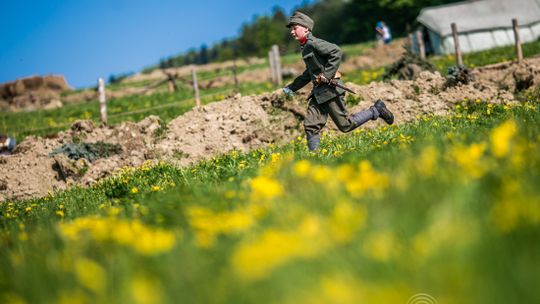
{"left": 413, "top": 0, "right": 540, "bottom": 55}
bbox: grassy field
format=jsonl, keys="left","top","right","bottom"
{"left": 1, "top": 93, "right": 539, "bottom": 303}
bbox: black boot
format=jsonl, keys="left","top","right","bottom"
{"left": 307, "top": 134, "right": 320, "bottom": 151}
{"left": 374, "top": 100, "right": 394, "bottom": 125}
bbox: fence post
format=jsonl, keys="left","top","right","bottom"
{"left": 98, "top": 77, "right": 107, "bottom": 125}
{"left": 166, "top": 71, "right": 177, "bottom": 93}
{"left": 451, "top": 23, "right": 463, "bottom": 66}
{"left": 268, "top": 49, "right": 276, "bottom": 84}
{"left": 232, "top": 59, "right": 239, "bottom": 90}
{"left": 271, "top": 45, "right": 282, "bottom": 85}
{"left": 191, "top": 68, "right": 200, "bottom": 108}
{"left": 512, "top": 18, "right": 523, "bottom": 62}
{"left": 416, "top": 30, "right": 425, "bottom": 59}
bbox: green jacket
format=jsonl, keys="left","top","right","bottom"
{"left": 286, "top": 33, "right": 345, "bottom": 104}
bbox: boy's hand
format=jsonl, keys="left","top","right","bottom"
{"left": 282, "top": 87, "right": 294, "bottom": 98}
{"left": 314, "top": 74, "right": 328, "bottom": 85}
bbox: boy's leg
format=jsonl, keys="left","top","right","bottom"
{"left": 304, "top": 98, "right": 328, "bottom": 151}
{"left": 324, "top": 96, "right": 378, "bottom": 132}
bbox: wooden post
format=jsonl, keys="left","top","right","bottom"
{"left": 191, "top": 68, "right": 200, "bottom": 108}
{"left": 268, "top": 49, "right": 276, "bottom": 84}
{"left": 451, "top": 23, "right": 463, "bottom": 66}
{"left": 416, "top": 30, "right": 425, "bottom": 59}
{"left": 272, "top": 45, "right": 282, "bottom": 85}
{"left": 165, "top": 71, "right": 177, "bottom": 93}
{"left": 98, "top": 77, "right": 107, "bottom": 125}
{"left": 232, "top": 59, "right": 239, "bottom": 90}
{"left": 512, "top": 18, "right": 523, "bottom": 62}
{"left": 408, "top": 33, "right": 414, "bottom": 49}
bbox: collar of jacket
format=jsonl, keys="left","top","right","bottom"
{"left": 300, "top": 32, "right": 313, "bottom": 49}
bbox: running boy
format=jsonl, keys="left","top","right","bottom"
{"left": 283, "top": 11, "right": 394, "bottom": 151}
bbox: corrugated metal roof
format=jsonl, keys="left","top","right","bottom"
{"left": 417, "top": 0, "right": 540, "bottom": 36}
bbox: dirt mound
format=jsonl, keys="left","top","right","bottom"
{"left": 1, "top": 56, "right": 537, "bottom": 202}
{"left": 475, "top": 56, "right": 540, "bottom": 92}
{"left": 346, "top": 69, "right": 514, "bottom": 124}
{"left": 0, "top": 75, "right": 71, "bottom": 111}
{"left": 0, "top": 93, "right": 302, "bottom": 201}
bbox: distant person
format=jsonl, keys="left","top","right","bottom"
{"left": 0, "top": 134, "right": 16, "bottom": 155}
{"left": 282, "top": 11, "right": 394, "bottom": 151}
{"left": 376, "top": 21, "right": 392, "bottom": 46}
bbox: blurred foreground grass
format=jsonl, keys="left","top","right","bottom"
{"left": 1, "top": 93, "right": 539, "bottom": 303}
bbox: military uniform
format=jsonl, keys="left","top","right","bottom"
{"left": 284, "top": 11, "right": 394, "bottom": 151}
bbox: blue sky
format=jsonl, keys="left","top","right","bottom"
{"left": 0, "top": 0, "right": 309, "bottom": 88}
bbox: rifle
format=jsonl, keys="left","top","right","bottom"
{"left": 315, "top": 73, "right": 357, "bottom": 95}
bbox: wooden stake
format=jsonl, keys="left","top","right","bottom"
{"left": 165, "top": 71, "right": 177, "bottom": 93}
{"left": 268, "top": 50, "right": 276, "bottom": 84}
{"left": 272, "top": 45, "right": 282, "bottom": 85}
{"left": 512, "top": 19, "right": 523, "bottom": 62}
{"left": 98, "top": 77, "right": 107, "bottom": 125}
{"left": 232, "top": 58, "right": 239, "bottom": 90}
{"left": 416, "top": 30, "right": 425, "bottom": 59}
{"left": 191, "top": 68, "right": 200, "bottom": 108}
{"left": 451, "top": 23, "right": 463, "bottom": 66}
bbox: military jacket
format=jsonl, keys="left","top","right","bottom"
{"left": 286, "top": 33, "right": 345, "bottom": 104}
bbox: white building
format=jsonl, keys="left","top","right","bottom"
{"left": 413, "top": 0, "right": 540, "bottom": 55}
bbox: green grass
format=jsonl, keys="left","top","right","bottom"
{"left": 431, "top": 39, "right": 540, "bottom": 73}
{"left": 1, "top": 94, "right": 539, "bottom": 303}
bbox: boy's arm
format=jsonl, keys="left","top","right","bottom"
{"left": 286, "top": 69, "right": 311, "bottom": 92}
{"left": 314, "top": 40, "right": 342, "bottom": 80}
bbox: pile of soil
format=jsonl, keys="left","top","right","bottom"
{"left": 0, "top": 92, "right": 302, "bottom": 201}
{"left": 0, "top": 75, "right": 71, "bottom": 112}
{"left": 475, "top": 58, "right": 540, "bottom": 92}
{"left": 1, "top": 56, "right": 538, "bottom": 202}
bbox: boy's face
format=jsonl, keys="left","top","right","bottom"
{"left": 290, "top": 24, "right": 309, "bottom": 41}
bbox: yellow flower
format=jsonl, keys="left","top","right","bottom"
{"left": 286, "top": 275, "right": 411, "bottom": 304}
{"left": 60, "top": 217, "right": 176, "bottom": 255}
{"left": 490, "top": 120, "right": 517, "bottom": 158}
{"left": 186, "top": 205, "right": 264, "bottom": 248}
{"left": 490, "top": 181, "right": 540, "bottom": 233}
{"left": 293, "top": 159, "right": 311, "bottom": 177}
{"left": 131, "top": 275, "right": 163, "bottom": 304}
{"left": 417, "top": 146, "right": 438, "bottom": 177}
{"left": 450, "top": 142, "right": 487, "bottom": 178}
{"left": 249, "top": 176, "right": 283, "bottom": 201}
{"left": 311, "top": 165, "right": 333, "bottom": 183}
{"left": 75, "top": 258, "right": 106, "bottom": 294}
{"left": 57, "top": 290, "right": 88, "bottom": 304}
{"left": 342, "top": 161, "right": 389, "bottom": 198}
{"left": 362, "top": 230, "right": 398, "bottom": 262}
{"left": 131, "top": 187, "right": 139, "bottom": 194}
{"left": 151, "top": 185, "right": 161, "bottom": 192}
{"left": 231, "top": 216, "right": 328, "bottom": 280}
{"left": 56, "top": 210, "right": 65, "bottom": 217}
{"left": 328, "top": 200, "right": 367, "bottom": 243}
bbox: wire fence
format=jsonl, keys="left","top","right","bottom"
{"left": 6, "top": 45, "right": 286, "bottom": 137}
